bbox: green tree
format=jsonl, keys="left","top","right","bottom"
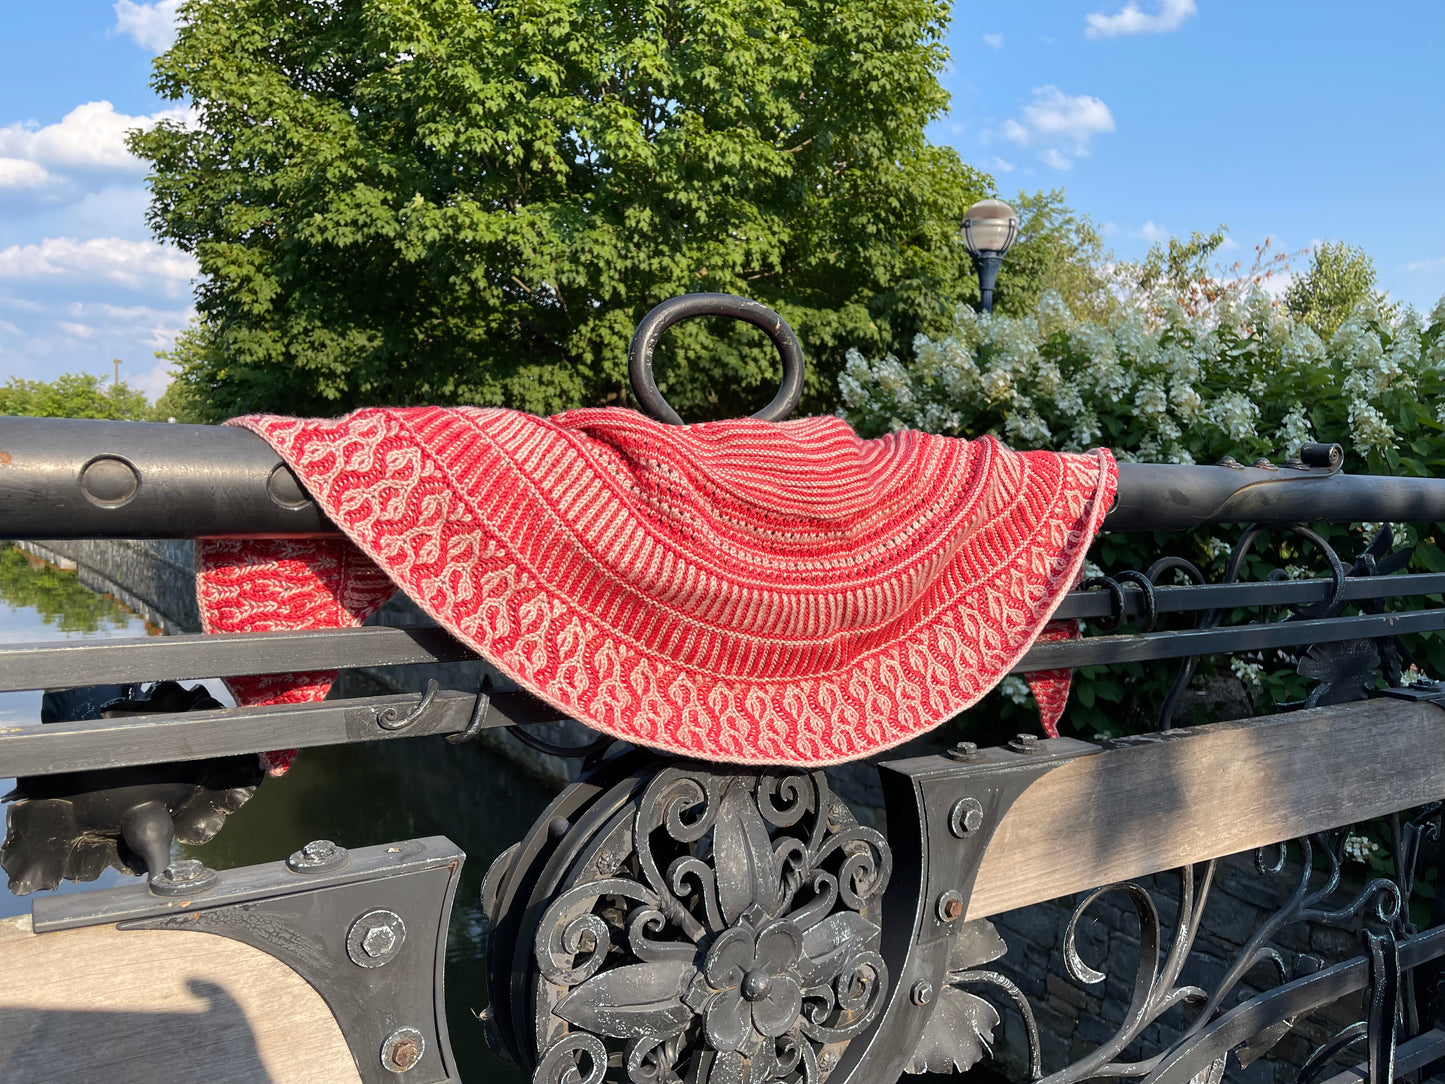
{"left": 1285, "top": 240, "right": 1392, "bottom": 339}
{"left": 0, "top": 373, "right": 150, "bottom": 420}
{"left": 146, "top": 324, "right": 212, "bottom": 423}
{"left": 131, "top": 0, "right": 993, "bottom": 423}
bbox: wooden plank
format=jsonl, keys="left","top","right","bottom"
{"left": 0, "top": 914, "right": 361, "bottom": 1084}
{"left": 967, "top": 698, "right": 1445, "bottom": 921}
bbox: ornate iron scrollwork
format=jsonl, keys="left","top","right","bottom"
{"left": 486, "top": 763, "right": 892, "bottom": 1084}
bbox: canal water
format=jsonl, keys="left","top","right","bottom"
{"left": 0, "top": 543, "right": 546, "bottom": 1083}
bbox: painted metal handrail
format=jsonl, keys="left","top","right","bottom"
{"left": 6, "top": 415, "right": 1445, "bottom": 538}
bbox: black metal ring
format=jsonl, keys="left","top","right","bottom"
{"left": 627, "top": 293, "right": 806, "bottom": 425}
{"left": 1082, "top": 575, "right": 1126, "bottom": 632}
{"left": 1115, "top": 570, "right": 1159, "bottom": 633}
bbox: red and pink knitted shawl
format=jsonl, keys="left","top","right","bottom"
{"left": 196, "top": 407, "right": 1116, "bottom": 772}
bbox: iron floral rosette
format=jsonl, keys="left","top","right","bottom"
{"left": 530, "top": 765, "right": 891, "bottom": 1084}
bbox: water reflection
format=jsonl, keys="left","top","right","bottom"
{"left": 0, "top": 545, "right": 150, "bottom": 636}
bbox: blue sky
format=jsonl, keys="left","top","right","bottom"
{"left": 1, "top": 1, "right": 1443, "bottom": 399}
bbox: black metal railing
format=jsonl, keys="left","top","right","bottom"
{"left": 4, "top": 295, "right": 1445, "bottom": 1084}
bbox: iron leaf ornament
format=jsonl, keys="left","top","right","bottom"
{"left": 529, "top": 767, "right": 891, "bottom": 1084}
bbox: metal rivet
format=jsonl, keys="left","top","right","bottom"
{"left": 548, "top": 817, "right": 571, "bottom": 841}
{"left": 946, "top": 741, "right": 978, "bottom": 761}
{"left": 79, "top": 454, "right": 140, "bottom": 508}
{"left": 266, "top": 463, "right": 312, "bottom": 509}
{"left": 911, "top": 980, "right": 934, "bottom": 1006}
{"left": 936, "top": 890, "right": 964, "bottom": 923}
{"left": 149, "top": 858, "right": 218, "bottom": 897}
{"left": 949, "top": 797, "right": 984, "bottom": 837}
{"left": 286, "top": 839, "right": 348, "bottom": 874}
{"left": 380, "top": 1027, "right": 425, "bottom": 1073}
{"left": 1008, "top": 733, "right": 1040, "bottom": 754}
{"left": 348, "top": 909, "right": 406, "bottom": 967}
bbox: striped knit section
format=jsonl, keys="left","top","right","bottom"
{"left": 196, "top": 407, "right": 1116, "bottom": 766}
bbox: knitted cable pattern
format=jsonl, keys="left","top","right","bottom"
{"left": 197, "top": 407, "right": 1116, "bottom": 768}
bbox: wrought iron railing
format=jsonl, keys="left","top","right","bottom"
{"left": 3, "top": 295, "right": 1445, "bottom": 1084}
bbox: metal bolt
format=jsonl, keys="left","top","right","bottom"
{"left": 347, "top": 909, "right": 407, "bottom": 967}
{"left": 547, "top": 816, "right": 571, "bottom": 841}
{"left": 936, "top": 890, "right": 964, "bottom": 923}
{"left": 818, "top": 1052, "right": 836, "bottom": 1073}
{"left": 946, "top": 741, "right": 978, "bottom": 761}
{"left": 1008, "top": 732, "right": 1040, "bottom": 754}
{"left": 286, "top": 838, "right": 348, "bottom": 874}
{"left": 363, "top": 925, "right": 398, "bottom": 958}
{"left": 149, "top": 859, "right": 218, "bottom": 897}
{"left": 949, "top": 797, "right": 985, "bottom": 837}
{"left": 380, "top": 1028, "right": 425, "bottom": 1073}
{"left": 911, "top": 980, "right": 934, "bottom": 1006}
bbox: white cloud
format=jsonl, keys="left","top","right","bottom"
{"left": 133, "top": 357, "right": 179, "bottom": 400}
{"left": 984, "top": 155, "right": 1015, "bottom": 173}
{"left": 1002, "top": 86, "right": 1114, "bottom": 170}
{"left": 1218, "top": 236, "right": 1240, "bottom": 251}
{"left": 982, "top": 33, "right": 1004, "bottom": 49}
{"left": 112, "top": 0, "right": 182, "bottom": 53}
{"left": 1085, "top": 0, "right": 1196, "bottom": 39}
{"left": 0, "top": 158, "right": 52, "bottom": 188}
{"left": 0, "top": 101, "right": 188, "bottom": 173}
{"left": 1405, "top": 256, "right": 1445, "bottom": 273}
{"left": 1139, "top": 220, "right": 1170, "bottom": 243}
{"left": 0, "top": 237, "right": 198, "bottom": 294}
{"left": 0, "top": 296, "right": 195, "bottom": 394}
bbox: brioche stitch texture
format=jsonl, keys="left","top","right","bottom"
{"left": 196, "top": 407, "right": 1116, "bottom": 770}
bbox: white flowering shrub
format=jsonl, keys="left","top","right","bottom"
{"left": 840, "top": 290, "right": 1445, "bottom": 738}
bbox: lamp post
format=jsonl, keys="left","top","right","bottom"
{"left": 961, "top": 198, "right": 1018, "bottom": 314}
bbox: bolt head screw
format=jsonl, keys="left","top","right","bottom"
{"left": 363, "top": 925, "right": 398, "bottom": 958}
{"left": 1009, "top": 732, "right": 1040, "bottom": 754}
{"left": 286, "top": 838, "right": 348, "bottom": 874}
{"left": 949, "top": 797, "right": 985, "bottom": 837}
{"left": 911, "top": 980, "right": 934, "bottom": 1006}
{"left": 936, "top": 890, "right": 964, "bottom": 923}
{"left": 947, "top": 741, "right": 979, "bottom": 761}
{"left": 380, "top": 1028, "right": 425, "bottom": 1073}
{"left": 149, "top": 859, "right": 218, "bottom": 897}
{"left": 347, "top": 909, "right": 407, "bottom": 967}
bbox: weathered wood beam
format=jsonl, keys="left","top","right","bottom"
{"left": 966, "top": 697, "right": 1445, "bottom": 920}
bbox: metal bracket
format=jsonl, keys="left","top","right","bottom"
{"left": 32, "top": 836, "right": 465, "bottom": 1084}
{"left": 834, "top": 736, "right": 1100, "bottom": 1084}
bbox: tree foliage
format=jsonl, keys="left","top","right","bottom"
{"left": 0, "top": 545, "right": 139, "bottom": 634}
{"left": 132, "top": 0, "right": 998, "bottom": 422}
{"left": 0, "top": 373, "right": 150, "bottom": 421}
{"left": 1285, "top": 240, "right": 1392, "bottom": 340}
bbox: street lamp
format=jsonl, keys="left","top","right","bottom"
{"left": 961, "top": 198, "right": 1018, "bottom": 314}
